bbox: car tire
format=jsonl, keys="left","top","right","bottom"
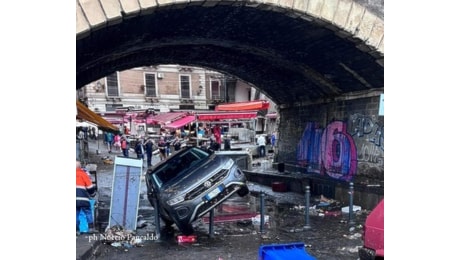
{"left": 237, "top": 186, "right": 249, "bottom": 197}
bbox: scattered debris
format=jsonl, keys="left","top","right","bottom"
{"left": 251, "top": 214, "right": 270, "bottom": 225}
{"left": 341, "top": 205, "right": 362, "bottom": 214}
{"left": 103, "top": 159, "right": 114, "bottom": 165}
{"left": 102, "top": 225, "right": 145, "bottom": 248}
{"left": 324, "top": 210, "right": 342, "bottom": 217}
{"left": 320, "top": 194, "right": 333, "bottom": 203}
{"left": 281, "top": 195, "right": 364, "bottom": 221}
{"left": 101, "top": 156, "right": 114, "bottom": 165}
{"left": 177, "top": 235, "right": 197, "bottom": 243}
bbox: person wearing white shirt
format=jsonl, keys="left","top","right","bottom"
{"left": 257, "top": 135, "right": 267, "bottom": 158}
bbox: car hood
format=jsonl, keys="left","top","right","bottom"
{"left": 161, "top": 154, "right": 232, "bottom": 197}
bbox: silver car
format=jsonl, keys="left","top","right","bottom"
{"left": 145, "top": 146, "right": 249, "bottom": 235}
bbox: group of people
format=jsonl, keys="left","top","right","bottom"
{"left": 103, "top": 132, "right": 130, "bottom": 157}
{"left": 103, "top": 128, "right": 276, "bottom": 161}
{"left": 101, "top": 129, "right": 185, "bottom": 167}
{"left": 139, "top": 133, "right": 188, "bottom": 166}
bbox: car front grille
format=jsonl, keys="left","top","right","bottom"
{"left": 194, "top": 184, "right": 240, "bottom": 218}
{"left": 185, "top": 169, "right": 228, "bottom": 200}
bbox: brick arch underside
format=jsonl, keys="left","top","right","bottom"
{"left": 77, "top": 5, "right": 384, "bottom": 106}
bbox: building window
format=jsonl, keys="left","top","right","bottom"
{"left": 180, "top": 75, "right": 191, "bottom": 99}
{"left": 106, "top": 103, "right": 123, "bottom": 112}
{"left": 106, "top": 73, "right": 119, "bottom": 97}
{"left": 145, "top": 73, "right": 157, "bottom": 97}
{"left": 211, "top": 80, "right": 220, "bottom": 99}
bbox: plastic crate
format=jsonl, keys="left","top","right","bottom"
{"left": 258, "top": 242, "right": 316, "bottom": 260}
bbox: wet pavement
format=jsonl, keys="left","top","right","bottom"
{"left": 77, "top": 139, "right": 367, "bottom": 260}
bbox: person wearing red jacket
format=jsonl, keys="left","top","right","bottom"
{"left": 76, "top": 160, "right": 97, "bottom": 234}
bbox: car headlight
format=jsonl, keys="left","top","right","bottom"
{"left": 222, "top": 159, "right": 234, "bottom": 169}
{"left": 167, "top": 195, "right": 185, "bottom": 206}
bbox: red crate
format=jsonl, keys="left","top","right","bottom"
{"left": 177, "top": 235, "right": 197, "bottom": 243}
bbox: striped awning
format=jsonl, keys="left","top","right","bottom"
{"left": 148, "top": 112, "right": 188, "bottom": 125}
{"left": 164, "top": 115, "right": 196, "bottom": 129}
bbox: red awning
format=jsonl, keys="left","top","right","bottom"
{"left": 164, "top": 115, "right": 196, "bottom": 129}
{"left": 197, "top": 112, "right": 257, "bottom": 121}
{"left": 149, "top": 112, "right": 187, "bottom": 125}
{"left": 215, "top": 100, "right": 269, "bottom": 111}
{"left": 266, "top": 112, "right": 278, "bottom": 119}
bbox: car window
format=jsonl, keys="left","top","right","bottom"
{"left": 153, "top": 147, "right": 210, "bottom": 187}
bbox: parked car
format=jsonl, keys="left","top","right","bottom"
{"left": 359, "top": 199, "right": 384, "bottom": 259}
{"left": 145, "top": 146, "right": 249, "bottom": 235}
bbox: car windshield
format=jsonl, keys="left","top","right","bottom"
{"left": 152, "top": 147, "right": 210, "bottom": 187}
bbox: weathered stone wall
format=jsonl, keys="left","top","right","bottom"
{"left": 277, "top": 92, "right": 384, "bottom": 184}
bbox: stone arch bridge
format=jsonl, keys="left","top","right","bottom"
{"left": 77, "top": 0, "right": 384, "bottom": 186}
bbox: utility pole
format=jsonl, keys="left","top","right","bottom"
{"left": 223, "top": 75, "right": 227, "bottom": 103}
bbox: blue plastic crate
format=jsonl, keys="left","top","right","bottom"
{"left": 258, "top": 242, "right": 316, "bottom": 260}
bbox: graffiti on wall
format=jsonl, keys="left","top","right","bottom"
{"left": 349, "top": 114, "right": 384, "bottom": 150}
{"left": 297, "top": 114, "right": 384, "bottom": 181}
{"left": 350, "top": 114, "right": 384, "bottom": 169}
{"left": 297, "top": 121, "right": 357, "bottom": 181}
{"left": 297, "top": 116, "right": 384, "bottom": 181}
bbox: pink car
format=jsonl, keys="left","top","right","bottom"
{"left": 359, "top": 199, "right": 384, "bottom": 259}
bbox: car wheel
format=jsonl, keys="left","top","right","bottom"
{"left": 237, "top": 186, "right": 249, "bottom": 197}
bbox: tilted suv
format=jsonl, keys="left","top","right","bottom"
{"left": 145, "top": 146, "right": 249, "bottom": 235}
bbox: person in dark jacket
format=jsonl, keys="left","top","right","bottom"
{"left": 158, "top": 137, "right": 167, "bottom": 161}
{"left": 76, "top": 160, "right": 97, "bottom": 234}
{"left": 135, "top": 139, "right": 145, "bottom": 160}
{"left": 172, "top": 134, "right": 182, "bottom": 153}
{"left": 144, "top": 137, "right": 156, "bottom": 167}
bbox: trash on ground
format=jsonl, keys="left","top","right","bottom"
{"left": 341, "top": 205, "right": 362, "bottom": 214}
{"left": 320, "top": 194, "right": 334, "bottom": 203}
{"left": 324, "top": 210, "right": 342, "bottom": 217}
{"left": 251, "top": 214, "right": 270, "bottom": 225}
{"left": 102, "top": 225, "right": 144, "bottom": 247}
{"left": 177, "top": 235, "right": 197, "bottom": 243}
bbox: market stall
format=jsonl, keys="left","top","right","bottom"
{"left": 193, "top": 111, "right": 259, "bottom": 149}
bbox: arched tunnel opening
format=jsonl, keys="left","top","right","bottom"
{"left": 77, "top": 2, "right": 384, "bottom": 199}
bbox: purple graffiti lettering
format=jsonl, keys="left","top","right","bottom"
{"left": 297, "top": 121, "right": 357, "bottom": 181}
